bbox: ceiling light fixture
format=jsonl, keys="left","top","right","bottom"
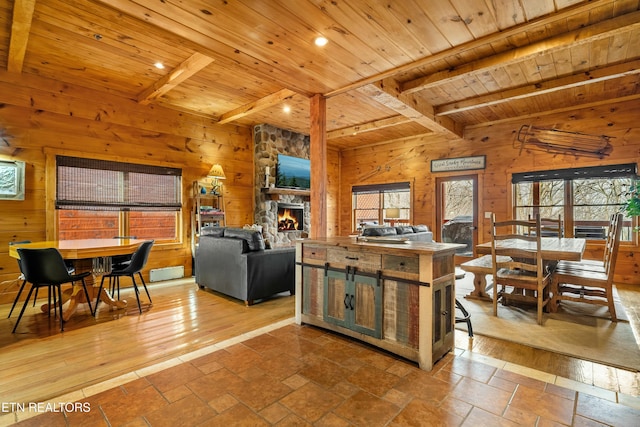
{"left": 154, "top": 62, "right": 165, "bottom": 70}
{"left": 283, "top": 105, "right": 291, "bottom": 113}
{"left": 314, "top": 36, "right": 328, "bottom": 47}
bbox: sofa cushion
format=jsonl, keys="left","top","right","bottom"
{"left": 362, "top": 227, "right": 398, "bottom": 237}
{"left": 223, "top": 228, "right": 266, "bottom": 251}
{"left": 395, "top": 226, "right": 415, "bottom": 235}
{"left": 412, "top": 224, "right": 429, "bottom": 233}
{"left": 200, "top": 226, "right": 225, "bottom": 237}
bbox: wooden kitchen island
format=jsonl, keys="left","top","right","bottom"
{"left": 295, "top": 237, "right": 463, "bottom": 371}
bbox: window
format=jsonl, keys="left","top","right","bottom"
{"left": 56, "top": 156, "right": 181, "bottom": 241}
{"left": 352, "top": 182, "right": 411, "bottom": 230}
{"left": 513, "top": 164, "right": 637, "bottom": 242}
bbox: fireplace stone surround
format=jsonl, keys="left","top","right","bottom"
{"left": 254, "top": 124, "right": 310, "bottom": 247}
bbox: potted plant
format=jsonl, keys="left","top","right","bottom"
{"left": 624, "top": 179, "right": 640, "bottom": 231}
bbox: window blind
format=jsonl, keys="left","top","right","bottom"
{"left": 56, "top": 156, "right": 182, "bottom": 211}
{"left": 352, "top": 182, "right": 410, "bottom": 194}
{"left": 512, "top": 163, "right": 637, "bottom": 183}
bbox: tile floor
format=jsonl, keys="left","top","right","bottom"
{"left": 7, "top": 319, "right": 640, "bottom": 426}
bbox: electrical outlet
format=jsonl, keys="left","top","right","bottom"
{"left": 484, "top": 211, "right": 492, "bottom": 219}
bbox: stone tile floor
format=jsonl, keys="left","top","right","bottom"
{"left": 7, "top": 319, "right": 640, "bottom": 426}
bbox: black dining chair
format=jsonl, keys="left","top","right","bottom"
{"left": 13, "top": 248, "right": 93, "bottom": 333}
{"left": 8, "top": 241, "right": 33, "bottom": 318}
{"left": 96, "top": 240, "right": 154, "bottom": 314}
{"left": 109, "top": 236, "right": 138, "bottom": 297}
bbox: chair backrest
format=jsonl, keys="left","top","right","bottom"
{"left": 9, "top": 241, "right": 31, "bottom": 272}
{"left": 17, "top": 248, "right": 73, "bottom": 285}
{"left": 528, "top": 214, "right": 563, "bottom": 237}
{"left": 603, "top": 212, "right": 623, "bottom": 278}
{"left": 491, "top": 214, "right": 544, "bottom": 279}
{"left": 122, "top": 240, "right": 154, "bottom": 274}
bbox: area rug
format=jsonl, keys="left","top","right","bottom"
{"left": 455, "top": 274, "right": 640, "bottom": 372}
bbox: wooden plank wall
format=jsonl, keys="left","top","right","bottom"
{"left": 0, "top": 70, "right": 254, "bottom": 303}
{"left": 338, "top": 99, "right": 640, "bottom": 285}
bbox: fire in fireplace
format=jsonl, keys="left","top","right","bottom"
{"left": 277, "top": 203, "right": 304, "bottom": 232}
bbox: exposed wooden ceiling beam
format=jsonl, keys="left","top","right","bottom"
{"left": 358, "top": 79, "right": 462, "bottom": 139}
{"left": 327, "top": 116, "right": 412, "bottom": 139}
{"left": 216, "top": 89, "right": 297, "bottom": 125}
{"left": 437, "top": 60, "right": 640, "bottom": 116}
{"left": 324, "top": 0, "right": 617, "bottom": 98}
{"left": 402, "top": 10, "right": 640, "bottom": 95}
{"left": 464, "top": 93, "right": 640, "bottom": 131}
{"left": 137, "top": 52, "right": 214, "bottom": 105}
{"left": 7, "top": 0, "right": 36, "bottom": 73}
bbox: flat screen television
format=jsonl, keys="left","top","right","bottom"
{"left": 276, "top": 154, "right": 311, "bottom": 190}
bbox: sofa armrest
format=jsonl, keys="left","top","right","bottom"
{"left": 245, "top": 247, "right": 296, "bottom": 300}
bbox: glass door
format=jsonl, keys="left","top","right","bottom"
{"left": 435, "top": 175, "right": 478, "bottom": 262}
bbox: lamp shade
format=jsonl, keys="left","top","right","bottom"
{"left": 207, "top": 164, "right": 226, "bottom": 179}
{"left": 385, "top": 208, "right": 400, "bottom": 218}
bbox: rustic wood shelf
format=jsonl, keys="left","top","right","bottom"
{"left": 261, "top": 187, "right": 310, "bottom": 199}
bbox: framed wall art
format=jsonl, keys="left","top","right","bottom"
{"left": 0, "top": 160, "right": 25, "bottom": 200}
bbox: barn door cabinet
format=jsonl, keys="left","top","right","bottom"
{"left": 295, "top": 237, "right": 461, "bottom": 371}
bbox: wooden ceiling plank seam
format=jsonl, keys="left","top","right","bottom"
{"left": 400, "top": 10, "right": 640, "bottom": 94}
{"left": 7, "top": 0, "right": 36, "bottom": 73}
{"left": 436, "top": 59, "right": 640, "bottom": 115}
{"left": 216, "top": 89, "right": 298, "bottom": 125}
{"left": 521, "top": 0, "right": 557, "bottom": 21}
{"left": 448, "top": 0, "right": 502, "bottom": 39}
{"left": 414, "top": 0, "right": 476, "bottom": 46}
{"left": 137, "top": 52, "right": 215, "bottom": 105}
{"left": 607, "top": 31, "right": 632, "bottom": 63}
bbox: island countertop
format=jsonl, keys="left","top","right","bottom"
{"left": 299, "top": 236, "right": 464, "bottom": 256}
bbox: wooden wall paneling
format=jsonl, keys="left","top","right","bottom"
{"left": 0, "top": 71, "right": 254, "bottom": 303}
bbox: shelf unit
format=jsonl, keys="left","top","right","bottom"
{"left": 192, "top": 181, "right": 225, "bottom": 254}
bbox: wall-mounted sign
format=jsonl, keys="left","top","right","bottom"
{"left": 431, "top": 155, "right": 486, "bottom": 173}
{"left": 0, "top": 160, "right": 25, "bottom": 200}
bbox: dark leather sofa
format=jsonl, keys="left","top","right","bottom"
{"left": 361, "top": 225, "right": 433, "bottom": 242}
{"left": 195, "top": 227, "right": 295, "bottom": 305}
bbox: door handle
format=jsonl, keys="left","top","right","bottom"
{"left": 344, "top": 294, "right": 350, "bottom": 309}
{"left": 349, "top": 294, "right": 354, "bottom": 310}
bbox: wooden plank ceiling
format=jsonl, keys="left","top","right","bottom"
{"left": 2, "top": 0, "right": 640, "bottom": 150}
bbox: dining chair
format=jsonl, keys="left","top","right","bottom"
{"left": 551, "top": 212, "right": 623, "bottom": 321}
{"left": 7, "top": 241, "right": 32, "bottom": 318}
{"left": 96, "top": 240, "right": 154, "bottom": 314}
{"left": 12, "top": 248, "right": 93, "bottom": 333}
{"left": 109, "top": 236, "right": 138, "bottom": 297}
{"left": 490, "top": 214, "right": 551, "bottom": 325}
{"left": 528, "top": 214, "right": 563, "bottom": 237}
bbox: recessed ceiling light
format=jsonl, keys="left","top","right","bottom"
{"left": 283, "top": 105, "right": 291, "bottom": 113}
{"left": 314, "top": 36, "right": 328, "bottom": 47}
{"left": 154, "top": 62, "right": 165, "bottom": 70}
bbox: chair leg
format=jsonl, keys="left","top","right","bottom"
{"left": 12, "top": 286, "right": 36, "bottom": 333}
{"left": 95, "top": 275, "right": 108, "bottom": 316}
{"left": 56, "top": 284, "right": 64, "bottom": 332}
{"left": 130, "top": 275, "right": 142, "bottom": 314}
{"left": 608, "top": 285, "right": 617, "bottom": 322}
{"left": 138, "top": 272, "right": 152, "bottom": 303}
{"left": 80, "top": 278, "right": 94, "bottom": 316}
{"left": 8, "top": 279, "right": 28, "bottom": 318}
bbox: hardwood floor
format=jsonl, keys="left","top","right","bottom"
{"left": 0, "top": 277, "right": 638, "bottom": 417}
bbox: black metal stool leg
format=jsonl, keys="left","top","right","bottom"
{"left": 455, "top": 299, "right": 473, "bottom": 338}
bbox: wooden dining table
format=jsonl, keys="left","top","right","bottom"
{"left": 464, "top": 237, "right": 587, "bottom": 301}
{"left": 8, "top": 238, "right": 146, "bottom": 321}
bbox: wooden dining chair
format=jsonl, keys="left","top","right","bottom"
{"left": 528, "top": 214, "right": 563, "bottom": 237}
{"left": 491, "top": 214, "right": 552, "bottom": 325}
{"left": 551, "top": 212, "right": 623, "bottom": 321}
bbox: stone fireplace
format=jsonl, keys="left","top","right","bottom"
{"left": 254, "top": 124, "right": 311, "bottom": 246}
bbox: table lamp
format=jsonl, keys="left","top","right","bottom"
{"left": 207, "top": 164, "right": 226, "bottom": 195}
{"left": 385, "top": 208, "right": 400, "bottom": 219}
